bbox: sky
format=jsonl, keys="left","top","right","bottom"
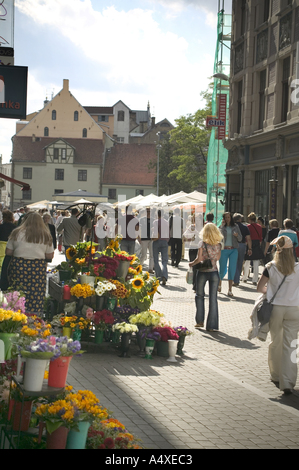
{"left": 0, "top": 0, "right": 232, "bottom": 163}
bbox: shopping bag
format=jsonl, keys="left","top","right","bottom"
{"left": 186, "top": 267, "right": 193, "bottom": 284}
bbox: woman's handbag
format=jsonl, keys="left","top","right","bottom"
{"left": 194, "top": 243, "right": 213, "bottom": 271}
{"left": 257, "top": 275, "right": 286, "bottom": 325}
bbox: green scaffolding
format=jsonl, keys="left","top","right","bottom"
{"left": 205, "top": 9, "right": 231, "bottom": 227}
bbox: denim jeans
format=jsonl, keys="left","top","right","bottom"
{"left": 153, "top": 239, "right": 168, "bottom": 281}
{"left": 219, "top": 248, "right": 238, "bottom": 281}
{"left": 234, "top": 242, "right": 247, "bottom": 284}
{"left": 195, "top": 270, "right": 220, "bottom": 330}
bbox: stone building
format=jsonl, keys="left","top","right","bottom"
{"left": 224, "top": 0, "right": 299, "bottom": 227}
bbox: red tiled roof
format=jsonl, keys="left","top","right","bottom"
{"left": 103, "top": 144, "right": 157, "bottom": 186}
{"left": 12, "top": 136, "right": 104, "bottom": 165}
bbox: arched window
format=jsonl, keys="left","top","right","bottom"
{"left": 52, "top": 110, "right": 56, "bottom": 120}
{"left": 82, "top": 128, "right": 87, "bottom": 138}
{"left": 74, "top": 111, "right": 78, "bottom": 121}
{"left": 117, "top": 110, "right": 125, "bottom": 121}
{"left": 44, "top": 127, "right": 49, "bottom": 136}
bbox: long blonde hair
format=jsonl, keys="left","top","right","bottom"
{"left": 9, "top": 212, "right": 53, "bottom": 246}
{"left": 273, "top": 236, "right": 295, "bottom": 276}
{"left": 202, "top": 223, "right": 223, "bottom": 246}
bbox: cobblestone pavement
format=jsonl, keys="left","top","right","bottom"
{"left": 51, "top": 252, "right": 299, "bottom": 449}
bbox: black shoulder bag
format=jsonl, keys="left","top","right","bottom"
{"left": 194, "top": 243, "right": 213, "bottom": 271}
{"left": 257, "top": 275, "right": 287, "bottom": 325}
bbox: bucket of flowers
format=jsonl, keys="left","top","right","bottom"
{"left": 152, "top": 325, "right": 179, "bottom": 358}
{"left": 48, "top": 336, "right": 84, "bottom": 388}
{"left": 0, "top": 308, "right": 28, "bottom": 360}
{"left": 112, "top": 322, "right": 138, "bottom": 358}
{"left": 173, "top": 326, "right": 193, "bottom": 355}
{"left": 129, "top": 309, "right": 164, "bottom": 354}
{"left": 92, "top": 309, "right": 114, "bottom": 344}
{"left": 94, "top": 279, "right": 116, "bottom": 311}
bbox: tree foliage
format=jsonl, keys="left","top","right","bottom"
{"left": 149, "top": 84, "right": 212, "bottom": 195}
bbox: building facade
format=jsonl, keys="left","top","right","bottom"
{"left": 10, "top": 79, "right": 167, "bottom": 208}
{"left": 225, "top": 0, "right": 299, "bottom": 227}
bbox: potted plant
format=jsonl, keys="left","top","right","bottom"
{"left": 112, "top": 322, "right": 138, "bottom": 358}
{"left": 173, "top": 326, "right": 193, "bottom": 355}
{"left": 0, "top": 308, "right": 28, "bottom": 359}
{"left": 48, "top": 336, "right": 84, "bottom": 388}
{"left": 92, "top": 310, "right": 114, "bottom": 344}
{"left": 152, "top": 325, "right": 179, "bottom": 358}
{"left": 129, "top": 309, "right": 163, "bottom": 354}
{"left": 95, "top": 279, "right": 117, "bottom": 310}
{"left": 55, "top": 261, "right": 73, "bottom": 282}
{"left": 18, "top": 338, "right": 56, "bottom": 392}
{"left": 140, "top": 329, "right": 161, "bottom": 360}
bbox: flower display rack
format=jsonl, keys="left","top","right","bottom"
{"left": 0, "top": 376, "right": 64, "bottom": 449}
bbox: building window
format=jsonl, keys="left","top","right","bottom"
{"left": 117, "top": 137, "right": 125, "bottom": 143}
{"left": 117, "top": 110, "right": 125, "bottom": 121}
{"left": 263, "top": 0, "right": 270, "bottom": 23}
{"left": 259, "top": 69, "right": 267, "bottom": 129}
{"left": 54, "top": 189, "right": 64, "bottom": 194}
{"left": 255, "top": 169, "right": 271, "bottom": 218}
{"left": 61, "top": 149, "right": 66, "bottom": 160}
{"left": 55, "top": 169, "right": 64, "bottom": 180}
{"left": 240, "top": 0, "right": 246, "bottom": 36}
{"left": 44, "top": 127, "right": 49, "bottom": 136}
{"left": 281, "top": 56, "right": 290, "bottom": 122}
{"left": 98, "top": 115, "right": 108, "bottom": 122}
{"left": 52, "top": 110, "right": 56, "bottom": 120}
{"left": 108, "top": 188, "right": 116, "bottom": 200}
{"left": 22, "top": 189, "right": 32, "bottom": 200}
{"left": 82, "top": 128, "right": 87, "bottom": 138}
{"left": 78, "top": 170, "right": 87, "bottom": 181}
{"left": 74, "top": 111, "right": 78, "bottom": 121}
{"left": 236, "top": 80, "right": 243, "bottom": 134}
{"left": 53, "top": 148, "right": 59, "bottom": 160}
{"left": 23, "top": 167, "right": 32, "bottom": 179}
{"left": 135, "top": 189, "right": 144, "bottom": 196}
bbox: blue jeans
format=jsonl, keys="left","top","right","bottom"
{"left": 219, "top": 248, "right": 238, "bottom": 281}
{"left": 195, "top": 270, "right": 220, "bottom": 330}
{"left": 234, "top": 243, "right": 247, "bottom": 284}
{"left": 153, "top": 240, "right": 168, "bottom": 281}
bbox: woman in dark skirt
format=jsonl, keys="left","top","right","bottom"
{"left": 5, "top": 212, "right": 54, "bottom": 313}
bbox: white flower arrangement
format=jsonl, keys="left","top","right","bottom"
{"left": 95, "top": 280, "right": 116, "bottom": 297}
{"left": 112, "top": 322, "right": 139, "bottom": 334}
{"left": 63, "top": 302, "right": 77, "bottom": 315}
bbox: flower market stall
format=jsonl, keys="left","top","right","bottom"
{"left": 0, "top": 237, "right": 193, "bottom": 449}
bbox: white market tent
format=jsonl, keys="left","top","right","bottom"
{"left": 116, "top": 190, "right": 206, "bottom": 209}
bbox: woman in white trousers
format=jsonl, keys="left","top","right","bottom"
{"left": 257, "top": 235, "right": 299, "bottom": 395}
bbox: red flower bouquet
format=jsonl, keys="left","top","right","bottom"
{"left": 152, "top": 326, "right": 179, "bottom": 342}
{"left": 93, "top": 309, "right": 114, "bottom": 330}
{"left": 114, "top": 253, "right": 134, "bottom": 262}
{"left": 92, "top": 256, "right": 119, "bottom": 279}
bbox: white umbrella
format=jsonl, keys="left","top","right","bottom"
{"left": 135, "top": 193, "right": 162, "bottom": 209}
{"left": 116, "top": 194, "right": 145, "bottom": 208}
{"left": 74, "top": 198, "right": 93, "bottom": 204}
{"left": 184, "top": 190, "right": 207, "bottom": 203}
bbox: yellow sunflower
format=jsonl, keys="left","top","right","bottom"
{"left": 66, "top": 247, "right": 77, "bottom": 260}
{"left": 131, "top": 278, "right": 145, "bottom": 290}
{"left": 135, "top": 264, "right": 142, "bottom": 274}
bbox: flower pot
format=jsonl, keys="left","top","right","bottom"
{"left": 167, "top": 340, "right": 179, "bottom": 362}
{"left": 111, "top": 330, "right": 121, "bottom": 344}
{"left": 177, "top": 336, "right": 186, "bottom": 355}
{"left": 72, "top": 328, "right": 82, "bottom": 341}
{"left": 76, "top": 298, "right": 84, "bottom": 315}
{"left": 66, "top": 421, "right": 90, "bottom": 449}
{"left": 59, "top": 270, "right": 72, "bottom": 282}
{"left": 94, "top": 330, "right": 104, "bottom": 344}
{"left": 23, "top": 358, "right": 48, "bottom": 392}
{"left": 46, "top": 426, "right": 69, "bottom": 449}
{"left": 119, "top": 332, "right": 131, "bottom": 357}
{"left": 137, "top": 326, "right": 152, "bottom": 354}
{"left": 105, "top": 297, "right": 117, "bottom": 311}
{"left": 156, "top": 340, "right": 169, "bottom": 358}
{"left": 0, "top": 333, "right": 18, "bottom": 360}
{"left": 48, "top": 356, "right": 72, "bottom": 388}
{"left": 116, "top": 260, "right": 131, "bottom": 280}
{"left": 62, "top": 327, "right": 72, "bottom": 338}
{"left": 145, "top": 339, "right": 155, "bottom": 360}
{"left": 8, "top": 399, "right": 33, "bottom": 432}
{"left": 96, "top": 296, "right": 105, "bottom": 311}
